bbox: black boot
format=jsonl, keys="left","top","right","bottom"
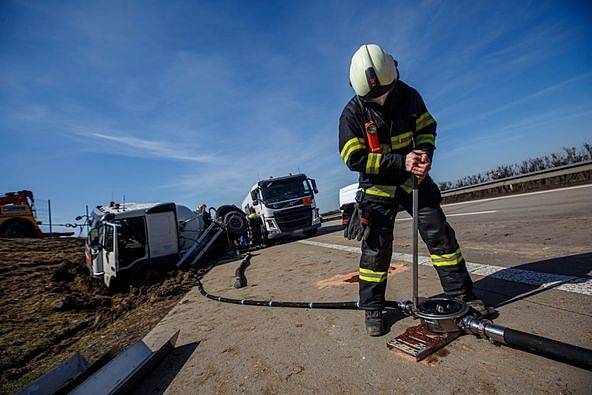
{"left": 455, "top": 292, "right": 491, "bottom": 318}
{"left": 365, "top": 310, "right": 385, "bottom": 336}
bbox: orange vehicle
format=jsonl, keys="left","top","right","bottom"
{"left": 0, "top": 190, "right": 43, "bottom": 237}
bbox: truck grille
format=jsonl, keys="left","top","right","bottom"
{"left": 274, "top": 206, "right": 312, "bottom": 232}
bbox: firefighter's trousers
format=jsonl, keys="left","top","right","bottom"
{"left": 358, "top": 177, "right": 473, "bottom": 310}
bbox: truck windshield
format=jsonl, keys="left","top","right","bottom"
{"left": 260, "top": 179, "right": 312, "bottom": 203}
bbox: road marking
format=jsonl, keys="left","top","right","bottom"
{"left": 396, "top": 210, "right": 497, "bottom": 222}
{"left": 298, "top": 240, "right": 592, "bottom": 296}
{"left": 443, "top": 183, "right": 592, "bottom": 207}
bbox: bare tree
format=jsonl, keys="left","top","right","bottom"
{"left": 438, "top": 141, "right": 591, "bottom": 190}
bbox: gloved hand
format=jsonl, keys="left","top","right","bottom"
{"left": 343, "top": 204, "right": 371, "bottom": 241}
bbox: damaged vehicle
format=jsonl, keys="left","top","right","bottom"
{"left": 85, "top": 201, "right": 247, "bottom": 288}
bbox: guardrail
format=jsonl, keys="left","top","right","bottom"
{"left": 323, "top": 161, "right": 592, "bottom": 217}
{"left": 441, "top": 160, "right": 592, "bottom": 196}
{"left": 441, "top": 160, "right": 592, "bottom": 203}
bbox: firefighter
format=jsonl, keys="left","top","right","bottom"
{"left": 339, "top": 44, "right": 486, "bottom": 336}
{"left": 247, "top": 207, "right": 263, "bottom": 246}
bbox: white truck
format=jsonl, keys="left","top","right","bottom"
{"left": 242, "top": 173, "right": 321, "bottom": 240}
{"left": 85, "top": 201, "right": 246, "bottom": 287}
{"left": 339, "top": 182, "right": 359, "bottom": 224}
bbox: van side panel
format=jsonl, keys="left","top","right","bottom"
{"left": 146, "top": 212, "right": 179, "bottom": 258}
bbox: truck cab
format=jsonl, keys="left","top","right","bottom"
{"left": 85, "top": 202, "right": 200, "bottom": 288}
{"left": 242, "top": 174, "right": 321, "bottom": 240}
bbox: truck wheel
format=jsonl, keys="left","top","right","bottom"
{"left": 0, "top": 219, "right": 36, "bottom": 238}
{"left": 223, "top": 211, "right": 247, "bottom": 235}
{"left": 303, "top": 228, "right": 319, "bottom": 237}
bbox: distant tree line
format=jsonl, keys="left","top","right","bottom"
{"left": 438, "top": 142, "right": 592, "bottom": 191}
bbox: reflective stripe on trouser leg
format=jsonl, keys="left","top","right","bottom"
{"left": 418, "top": 206, "right": 473, "bottom": 295}
{"left": 359, "top": 201, "right": 396, "bottom": 310}
{"left": 395, "top": 178, "right": 473, "bottom": 296}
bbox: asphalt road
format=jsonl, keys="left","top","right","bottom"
{"left": 139, "top": 185, "right": 592, "bottom": 394}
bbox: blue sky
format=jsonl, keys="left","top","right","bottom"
{"left": 1, "top": 0, "right": 591, "bottom": 230}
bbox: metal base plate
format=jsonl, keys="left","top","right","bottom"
{"left": 387, "top": 324, "right": 461, "bottom": 361}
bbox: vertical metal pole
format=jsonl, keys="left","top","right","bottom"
{"left": 48, "top": 199, "right": 53, "bottom": 238}
{"left": 412, "top": 177, "right": 419, "bottom": 308}
{"left": 85, "top": 205, "right": 89, "bottom": 234}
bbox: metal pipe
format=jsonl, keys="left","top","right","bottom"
{"left": 48, "top": 199, "right": 53, "bottom": 238}
{"left": 412, "top": 176, "right": 419, "bottom": 308}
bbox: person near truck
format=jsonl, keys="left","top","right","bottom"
{"left": 247, "top": 207, "right": 264, "bottom": 246}
{"left": 339, "top": 44, "right": 487, "bottom": 336}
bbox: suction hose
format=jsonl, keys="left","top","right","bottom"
{"left": 461, "top": 316, "right": 592, "bottom": 371}
{"left": 195, "top": 272, "right": 409, "bottom": 311}
{"left": 196, "top": 258, "right": 592, "bottom": 371}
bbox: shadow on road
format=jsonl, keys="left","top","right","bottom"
{"left": 473, "top": 252, "right": 592, "bottom": 309}
{"left": 317, "top": 224, "right": 344, "bottom": 236}
{"left": 134, "top": 341, "right": 200, "bottom": 395}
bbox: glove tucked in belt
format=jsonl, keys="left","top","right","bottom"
{"left": 343, "top": 203, "right": 371, "bottom": 241}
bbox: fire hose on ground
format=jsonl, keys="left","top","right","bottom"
{"left": 194, "top": 255, "right": 592, "bottom": 371}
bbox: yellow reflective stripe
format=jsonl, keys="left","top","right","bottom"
{"left": 400, "top": 184, "right": 412, "bottom": 194}
{"left": 400, "top": 177, "right": 422, "bottom": 194}
{"left": 359, "top": 268, "right": 387, "bottom": 283}
{"left": 340, "top": 137, "right": 366, "bottom": 163}
{"left": 359, "top": 268, "right": 387, "bottom": 275}
{"left": 415, "top": 134, "right": 435, "bottom": 146}
{"left": 431, "top": 248, "right": 464, "bottom": 267}
{"left": 359, "top": 274, "right": 386, "bottom": 283}
{"left": 365, "top": 153, "right": 382, "bottom": 174}
{"left": 391, "top": 131, "right": 413, "bottom": 150}
{"left": 364, "top": 184, "right": 397, "bottom": 198}
{"left": 416, "top": 112, "right": 435, "bottom": 130}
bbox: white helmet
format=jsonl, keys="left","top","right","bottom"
{"left": 349, "top": 44, "right": 398, "bottom": 100}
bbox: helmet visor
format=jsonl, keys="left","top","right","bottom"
{"left": 359, "top": 80, "right": 396, "bottom": 102}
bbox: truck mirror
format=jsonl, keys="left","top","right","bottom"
{"left": 310, "top": 179, "right": 318, "bottom": 194}
{"left": 250, "top": 190, "right": 259, "bottom": 205}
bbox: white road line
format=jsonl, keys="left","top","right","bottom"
{"left": 396, "top": 210, "right": 497, "bottom": 222}
{"left": 443, "top": 183, "right": 592, "bottom": 207}
{"left": 298, "top": 240, "right": 592, "bottom": 297}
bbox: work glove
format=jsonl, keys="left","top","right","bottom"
{"left": 343, "top": 204, "right": 371, "bottom": 241}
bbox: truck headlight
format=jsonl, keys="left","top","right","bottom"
{"left": 266, "top": 219, "right": 279, "bottom": 231}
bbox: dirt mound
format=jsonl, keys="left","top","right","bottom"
{"left": 0, "top": 237, "right": 200, "bottom": 394}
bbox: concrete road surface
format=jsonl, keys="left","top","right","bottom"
{"left": 140, "top": 185, "right": 592, "bottom": 394}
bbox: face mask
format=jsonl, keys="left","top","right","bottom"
{"left": 370, "top": 90, "right": 390, "bottom": 106}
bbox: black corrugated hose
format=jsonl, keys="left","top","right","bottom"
{"left": 503, "top": 328, "right": 592, "bottom": 371}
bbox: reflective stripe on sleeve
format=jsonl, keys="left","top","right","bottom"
{"left": 431, "top": 248, "right": 464, "bottom": 267}
{"left": 359, "top": 267, "right": 387, "bottom": 283}
{"left": 416, "top": 112, "right": 435, "bottom": 130}
{"left": 365, "top": 153, "right": 382, "bottom": 174}
{"left": 415, "top": 134, "right": 435, "bottom": 146}
{"left": 399, "top": 177, "right": 422, "bottom": 194}
{"left": 340, "top": 137, "right": 367, "bottom": 164}
{"left": 391, "top": 131, "right": 413, "bottom": 150}
{"left": 363, "top": 184, "right": 397, "bottom": 198}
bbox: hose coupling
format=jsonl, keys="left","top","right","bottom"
{"left": 459, "top": 315, "right": 506, "bottom": 344}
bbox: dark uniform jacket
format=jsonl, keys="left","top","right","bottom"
{"left": 338, "top": 80, "right": 437, "bottom": 201}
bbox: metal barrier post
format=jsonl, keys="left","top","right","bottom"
{"left": 48, "top": 199, "right": 52, "bottom": 238}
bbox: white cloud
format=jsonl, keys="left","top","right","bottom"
{"left": 83, "top": 131, "right": 218, "bottom": 163}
